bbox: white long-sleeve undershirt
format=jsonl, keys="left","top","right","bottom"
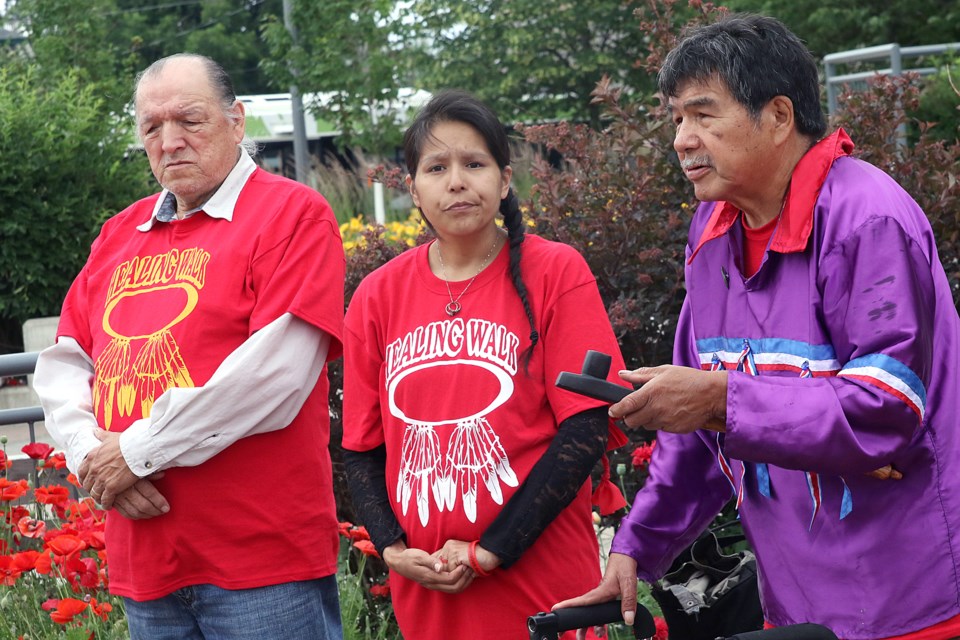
{"left": 34, "top": 313, "right": 329, "bottom": 477}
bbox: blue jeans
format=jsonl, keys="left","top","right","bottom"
{"left": 124, "top": 576, "right": 343, "bottom": 640}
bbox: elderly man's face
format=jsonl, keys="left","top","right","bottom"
{"left": 135, "top": 59, "right": 244, "bottom": 212}
{"left": 668, "top": 76, "right": 776, "bottom": 212}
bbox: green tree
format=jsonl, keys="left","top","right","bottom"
{"left": 6, "top": 0, "right": 141, "bottom": 114}
{"left": 6, "top": 0, "right": 281, "bottom": 98}
{"left": 721, "top": 0, "right": 960, "bottom": 60}
{"left": 260, "top": 0, "right": 411, "bottom": 153}
{"left": 916, "top": 60, "right": 960, "bottom": 143}
{"left": 0, "top": 66, "right": 151, "bottom": 352}
{"left": 111, "top": 0, "right": 282, "bottom": 95}
{"left": 408, "top": 0, "right": 673, "bottom": 126}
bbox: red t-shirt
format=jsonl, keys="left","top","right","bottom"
{"left": 344, "top": 235, "right": 627, "bottom": 639}
{"left": 742, "top": 213, "right": 779, "bottom": 277}
{"left": 57, "top": 168, "right": 345, "bottom": 600}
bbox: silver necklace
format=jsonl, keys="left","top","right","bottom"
{"left": 436, "top": 231, "right": 502, "bottom": 317}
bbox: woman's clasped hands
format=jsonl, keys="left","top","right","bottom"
{"left": 381, "top": 539, "right": 501, "bottom": 594}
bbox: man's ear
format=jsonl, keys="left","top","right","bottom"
{"left": 768, "top": 95, "right": 795, "bottom": 144}
{"left": 231, "top": 100, "right": 246, "bottom": 143}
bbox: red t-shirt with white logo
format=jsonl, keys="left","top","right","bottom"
{"left": 57, "top": 168, "right": 344, "bottom": 600}
{"left": 344, "top": 234, "right": 625, "bottom": 639}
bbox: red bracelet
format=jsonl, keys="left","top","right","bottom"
{"left": 468, "top": 540, "right": 492, "bottom": 577}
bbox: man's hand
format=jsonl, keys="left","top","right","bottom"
{"left": 382, "top": 541, "right": 475, "bottom": 593}
{"left": 79, "top": 429, "right": 140, "bottom": 510}
{"left": 112, "top": 476, "right": 170, "bottom": 520}
{"left": 610, "top": 366, "right": 727, "bottom": 433}
{"left": 867, "top": 464, "right": 903, "bottom": 480}
{"left": 553, "top": 553, "right": 639, "bottom": 640}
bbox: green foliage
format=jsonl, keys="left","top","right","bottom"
{"left": 260, "top": 0, "right": 411, "bottom": 152}
{"left": 336, "top": 536, "right": 401, "bottom": 640}
{"left": 110, "top": 0, "right": 283, "bottom": 95}
{"left": 916, "top": 61, "right": 960, "bottom": 144}
{"left": 722, "top": 0, "right": 960, "bottom": 60}
{"left": 408, "top": 0, "right": 696, "bottom": 126}
{"left": 0, "top": 66, "right": 151, "bottom": 346}
{"left": 7, "top": 0, "right": 282, "bottom": 98}
{"left": 5, "top": 0, "right": 137, "bottom": 111}
{"left": 519, "top": 0, "right": 719, "bottom": 369}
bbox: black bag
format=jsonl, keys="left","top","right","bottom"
{"left": 651, "top": 526, "right": 764, "bottom": 639}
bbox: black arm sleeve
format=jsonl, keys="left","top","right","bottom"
{"left": 343, "top": 445, "right": 406, "bottom": 555}
{"left": 479, "top": 406, "right": 608, "bottom": 569}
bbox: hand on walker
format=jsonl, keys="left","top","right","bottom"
{"left": 552, "top": 552, "right": 639, "bottom": 640}
{"left": 609, "top": 366, "right": 727, "bottom": 433}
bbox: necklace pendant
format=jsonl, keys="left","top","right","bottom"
{"left": 445, "top": 301, "right": 462, "bottom": 317}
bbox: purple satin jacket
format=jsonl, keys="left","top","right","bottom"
{"left": 611, "top": 130, "right": 960, "bottom": 638}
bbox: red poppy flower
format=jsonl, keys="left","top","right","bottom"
{"left": 352, "top": 539, "right": 380, "bottom": 558}
{"left": 345, "top": 525, "right": 370, "bottom": 541}
{"left": 41, "top": 598, "right": 59, "bottom": 612}
{"left": 21, "top": 442, "right": 55, "bottom": 460}
{"left": 5, "top": 505, "right": 29, "bottom": 525}
{"left": 369, "top": 581, "right": 390, "bottom": 597}
{"left": 0, "top": 450, "right": 10, "bottom": 470}
{"left": 0, "top": 478, "right": 29, "bottom": 502}
{"left": 17, "top": 516, "right": 46, "bottom": 538}
{"left": 80, "top": 529, "right": 106, "bottom": 551}
{"left": 46, "top": 534, "right": 87, "bottom": 557}
{"left": 66, "top": 473, "right": 82, "bottom": 489}
{"left": 49, "top": 597, "right": 88, "bottom": 624}
{"left": 630, "top": 441, "right": 656, "bottom": 469}
{"left": 34, "top": 485, "right": 70, "bottom": 507}
{"left": 653, "top": 616, "right": 669, "bottom": 640}
{"left": 584, "top": 625, "right": 606, "bottom": 639}
{"left": 34, "top": 551, "right": 54, "bottom": 575}
{"left": 89, "top": 598, "right": 113, "bottom": 621}
{"left": 63, "top": 555, "right": 100, "bottom": 590}
{"left": 0, "top": 556, "right": 22, "bottom": 585}
{"left": 43, "top": 452, "right": 67, "bottom": 470}
{"left": 11, "top": 550, "right": 41, "bottom": 572}
{"left": 44, "top": 524, "right": 79, "bottom": 543}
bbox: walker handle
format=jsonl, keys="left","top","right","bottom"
{"left": 724, "top": 623, "right": 839, "bottom": 640}
{"left": 527, "top": 601, "right": 656, "bottom": 640}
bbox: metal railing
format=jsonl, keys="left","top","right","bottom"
{"left": 824, "top": 42, "right": 960, "bottom": 115}
{"left": 1, "top": 351, "right": 83, "bottom": 497}
{"left": 0, "top": 351, "right": 43, "bottom": 444}
{"left": 1, "top": 351, "right": 45, "bottom": 486}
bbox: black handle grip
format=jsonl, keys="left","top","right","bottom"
{"left": 527, "top": 602, "right": 656, "bottom": 640}
{"left": 553, "top": 601, "right": 624, "bottom": 630}
{"left": 555, "top": 350, "right": 635, "bottom": 404}
{"left": 725, "top": 623, "right": 839, "bottom": 640}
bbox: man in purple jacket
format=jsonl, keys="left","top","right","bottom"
{"left": 557, "top": 14, "right": 960, "bottom": 639}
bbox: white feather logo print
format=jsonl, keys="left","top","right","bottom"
{"left": 386, "top": 319, "right": 521, "bottom": 526}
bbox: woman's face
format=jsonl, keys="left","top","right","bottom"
{"left": 407, "top": 120, "right": 512, "bottom": 242}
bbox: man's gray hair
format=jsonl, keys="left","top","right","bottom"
{"left": 133, "top": 53, "right": 258, "bottom": 156}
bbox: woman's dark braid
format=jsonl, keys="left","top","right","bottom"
{"left": 501, "top": 188, "right": 539, "bottom": 367}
